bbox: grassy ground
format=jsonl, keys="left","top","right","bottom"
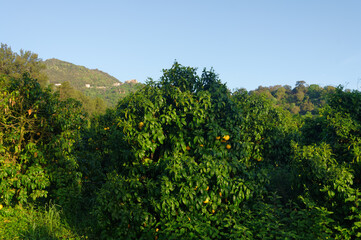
{"left": 0, "top": 203, "right": 88, "bottom": 240}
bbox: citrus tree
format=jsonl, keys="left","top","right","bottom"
{"left": 292, "top": 87, "right": 361, "bottom": 238}
{"left": 0, "top": 73, "right": 85, "bottom": 207}
{"left": 89, "top": 63, "right": 298, "bottom": 239}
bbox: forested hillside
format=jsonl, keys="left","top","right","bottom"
{"left": 44, "top": 58, "right": 143, "bottom": 108}
{"left": 250, "top": 81, "right": 337, "bottom": 115}
{"left": 44, "top": 58, "right": 120, "bottom": 88}
{"left": 1, "top": 45, "right": 361, "bottom": 239}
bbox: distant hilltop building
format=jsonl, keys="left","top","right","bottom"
{"left": 125, "top": 79, "right": 138, "bottom": 84}
{"left": 83, "top": 80, "right": 136, "bottom": 89}
{"left": 54, "top": 83, "right": 61, "bottom": 87}
{"left": 113, "top": 82, "right": 122, "bottom": 86}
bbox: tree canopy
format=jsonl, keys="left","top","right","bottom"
{"left": 1, "top": 56, "right": 361, "bottom": 239}
{"left": 0, "top": 43, "right": 48, "bottom": 87}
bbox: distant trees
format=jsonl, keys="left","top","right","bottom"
{"left": 44, "top": 58, "right": 144, "bottom": 109}
{"left": 0, "top": 43, "right": 48, "bottom": 87}
{"left": 250, "top": 82, "right": 336, "bottom": 115}
{"left": 0, "top": 44, "right": 108, "bottom": 116}
{"left": 56, "top": 81, "right": 107, "bottom": 115}
{"left": 275, "top": 87, "right": 286, "bottom": 100}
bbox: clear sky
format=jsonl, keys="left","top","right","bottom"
{"left": 2, "top": 0, "right": 361, "bottom": 91}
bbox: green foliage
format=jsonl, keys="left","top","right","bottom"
{"left": 44, "top": 58, "right": 119, "bottom": 88}
{"left": 234, "top": 196, "right": 334, "bottom": 239}
{"left": 82, "top": 82, "right": 143, "bottom": 108}
{"left": 0, "top": 74, "right": 51, "bottom": 205}
{"left": 0, "top": 43, "right": 48, "bottom": 87}
{"left": 44, "top": 58, "right": 143, "bottom": 108}
{"left": 0, "top": 204, "right": 85, "bottom": 239}
{"left": 56, "top": 81, "right": 107, "bottom": 115}
{"left": 294, "top": 87, "right": 361, "bottom": 238}
{"left": 3, "top": 57, "right": 361, "bottom": 239}
{"left": 88, "top": 62, "right": 296, "bottom": 238}
{"left": 250, "top": 82, "right": 336, "bottom": 115}
{"left": 0, "top": 74, "right": 85, "bottom": 207}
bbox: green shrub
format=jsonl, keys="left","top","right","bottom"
{"left": 90, "top": 63, "right": 293, "bottom": 238}
{"left": 0, "top": 74, "right": 85, "bottom": 207}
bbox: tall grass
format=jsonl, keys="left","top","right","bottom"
{"left": 0, "top": 202, "right": 86, "bottom": 239}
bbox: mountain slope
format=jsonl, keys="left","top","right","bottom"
{"left": 44, "top": 58, "right": 120, "bottom": 89}
{"left": 43, "top": 58, "right": 143, "bottom": 107}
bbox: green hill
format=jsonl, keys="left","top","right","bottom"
{"left": 249, "top": 81, "right": 336, "bottom": 115}
{"left": 43, "top": 58, "right": 143, "bottom": 108}
{"left": 44, "top": 58, "right": 120, "bottom": 88}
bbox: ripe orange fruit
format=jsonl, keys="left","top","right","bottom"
{"left": 186, "top": 146, "right": 191, "bottom": 151}
{"left": 216, "top": 136, "right": 221, "bottom": 140}
{"left": 223, "top": 135, "right": 230, "bottom": 141}
{"left": 200, "top": 144, "right": 204, "bottom": 147}
{"left": 226, "top": 144, "right": 231, "bottom": 149}
{"left": 206, "top": 186, "right": 209, "bottom": 191}
{"left": 139, "top": 122, "right": 144, "bottom": 129}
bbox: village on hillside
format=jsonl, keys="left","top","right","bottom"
{"left": 54, "top": 79, "right": 139, "bottom": 89}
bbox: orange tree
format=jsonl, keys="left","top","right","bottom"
{"left": 0, "top": 73, "right": 85, "bottom": 207}
{"left": 90, "top": 63, "right": 302, "bottom": 239}
{"left": 292, "top": 87, "right": 361, "bottom": 238}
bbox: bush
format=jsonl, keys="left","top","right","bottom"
{"left": 0, "top": 74, "right": 85, "bottom": 207}
{"left": 89, "top": 63, "right": 294, "bottom": 238}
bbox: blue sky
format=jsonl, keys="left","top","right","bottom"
{"left": 2, "top": 0, "right": 361, "bottom": 91}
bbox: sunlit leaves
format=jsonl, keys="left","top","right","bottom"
{"left": 91, "top": 62, "right": 287, "bottom": 238}
{"left": 0, "top": 74, "right": 85, "bottom": 206}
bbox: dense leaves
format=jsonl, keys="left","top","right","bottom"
{"left": 0, "top": 74, "right": 85, "bottom": 207}
{"left": 2, "top": 58, "right": 361, "bottom": 239}
{"left": 86, "top": 63, "right": 301, "bottom": 238}
{"left": 250, "top": 82, "right": 336, "bottom": 115}
{"left": 0, "top": 43, "right": 48, "bottom": 87}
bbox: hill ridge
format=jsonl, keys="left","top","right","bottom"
{"left": 44, "top": 58, "right": 125, "bottom": 89}
{"left": 43, "top": 58, "right": 142, "bottom": 108}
